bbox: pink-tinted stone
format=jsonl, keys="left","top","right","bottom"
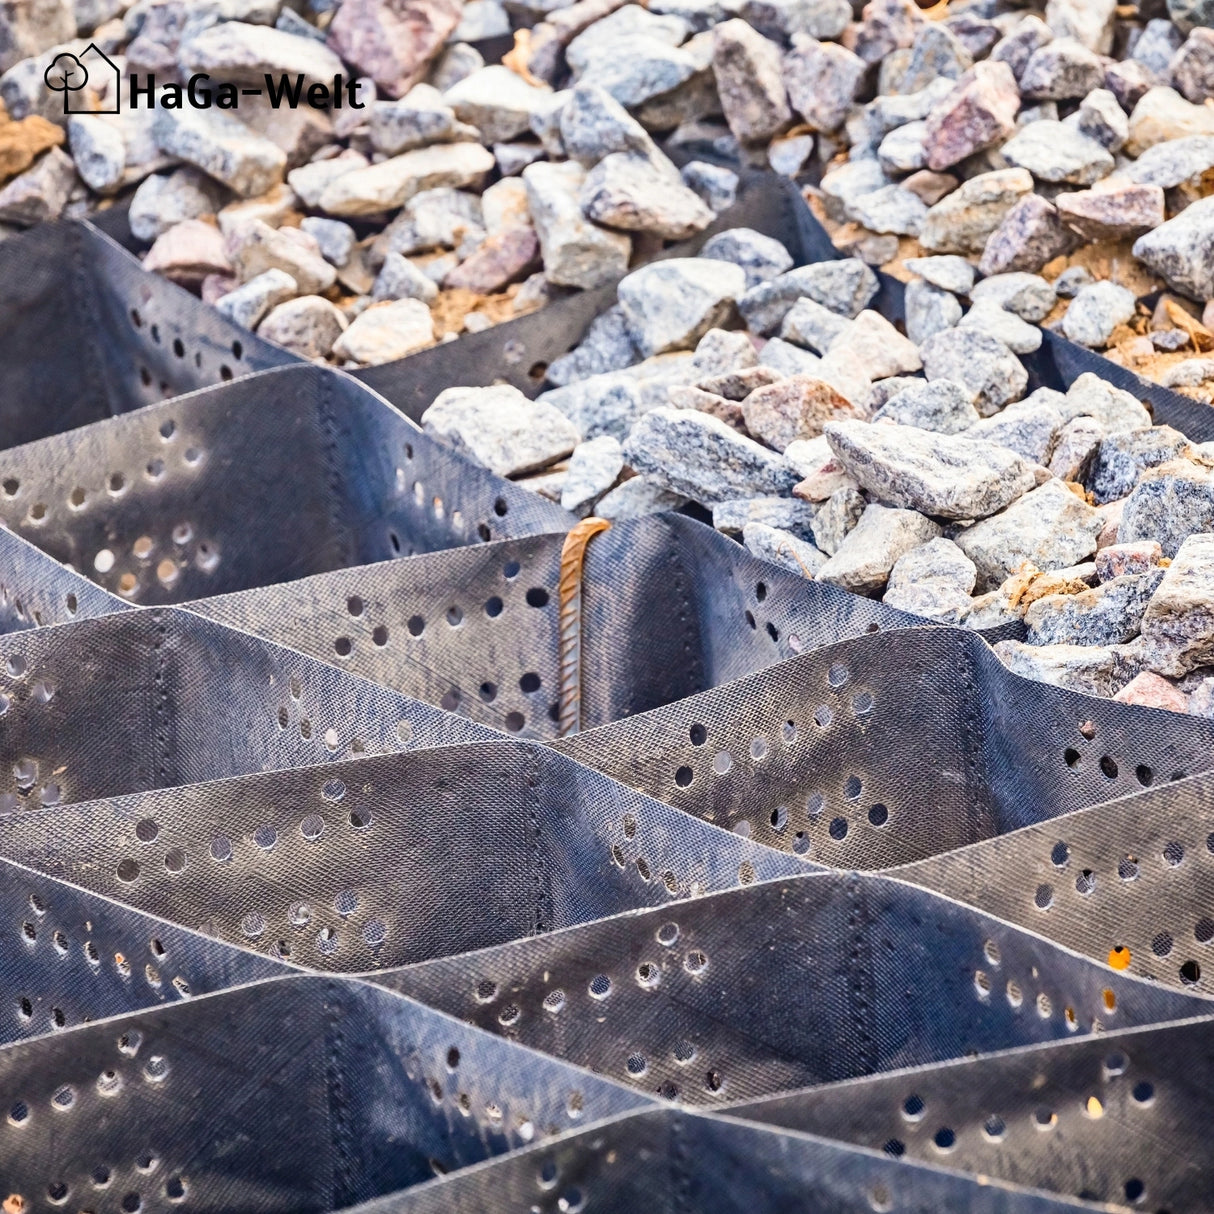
{"left": 1056, "top": 182, "right": 1166, "bottom": 241}
{"left": 143, "top": 219, "right": 232, "bottom": 286}
{"left": 783, "top": 35, "right": 866, "bottom": 133}
{"left": 327, "top": 0, "right": 462, "bottom": 99}
{"left": 1113, "top": 670, "right": 1188, "bottom": 713}
{"left": 1096, "top": 540, "right": 1163, "bottom": 581}
{"left": 443, "top": 225, "right": 542, "bottom": 293}
{"left": 923, "top": 60, "right": 1020, "bottom": 172}
{"left": 978, "top": 193, "right": 1076, "bottom": 276}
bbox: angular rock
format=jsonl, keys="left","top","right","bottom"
{"left": 66, "top": 113, "right": 126, "bottom": 194}
{"left": 523, "top": 159, "right": 631, "bottom": 290}
{"left": 1056, "top": 182, "right": 1165, "bottom": 241}
{"left": 742, "top": 522, "right": 827, "bottom": 578}
{"left": 1135, "top": 532, "right": 1214, "bottom": 676}
{"left": 317, "top": 142, "right": 494, "bottom": 216}
{"left": 227, "top": 220, "right": 336, "bottom": 295}
{"left": 1089, "top": 426, "right": 1190, "bottom": 505}
{"left": 444, "top": 65, "right": 553, "bottom": 143}
{"left": 920, "top": 167, "right": 1034, "bottom": 255}
{"left": 559, "top": 83, "right": 655, "bottom": 166}
{"left": 816, "top": 503, "right": 942, "bottom": 595}
{"left": 922, "top": 60, "right": 1019, "bottom": 172}
{"left": 287, "top": 150, "right": 371, "bottom": 209}
{"left": 1047, "top": 415, "right": 1103, "bottom": 482}
{"left": 1061, "top": 280, "right": 1137, "bottom": 348}
{"left": 422, "top": 383, "right": 578, "bottom": 477}
{"left": 712, "top": 496, "right": 818, "bottom": 541}
{"left": 903, "top": 255, "right": 974, "bottom": 295}
{"left": 827, "top": 310, "right": 922, "bottom": 381}
{"left": 680, "top": 160, "right": 737, "bottom": 212}
{"left": 738, "top": 259, "right": 878, "bottom": 334}
{"left": 690, "top": 327, "right": 757, "bottom": 377}
{"left": 443, "top": 225, "right": 541, "bottom": 292}
{"left": 883, "top": 536, "right": 977, "bottom": 620}
{"left": 1159, "top": 359, "right": 1214, "bottom": 389}
{"left": 548, "top": 305, "right": 640, "bottom": 387}
{"left": 257, "top": 295, "right": 348, "bottom": 360}
{"left": 213, "top": 267, "right": 298, "bottom": 330}
{"left": 808, "top": 484, "right": 864, "bottom": 555}
{"left": 741, "top": 374, "right": 856, "bottom": 451}
{"left": 783, "top": 33, "right": 865, "bottom": 133}
{"left": 920, "top": 327, "right": 1028, "bottom": 415}
{"left": 153, "top": 107, "right": 285, "bottom": 198}
{"left": 969, "top": 272, "right": 1056, "bottom": 323}
{"left": 964, "top": 402, "right": 1062, "bottom": 465}
{"left": 1120, "top": 457, "right": 1214, "bottom": 557}
{"left": 825, "top": 418, "right": 1037, "bottom": 522}
{"left": 697, "top": 366, "right": 780, "bottom": 400}
{"left": 617, "top": 257, "right": 746, "bottom": 359}
{"left": 1112, "top": 671, "right": 1187, "bottom": 713}
{"left": 876, "top": 119, "right": 927, "bottom": 175}
{"left": 142, "top": 218, "right": 232, "bottom": 286}
{"left": 958, "top": 302, "right": 1042, "bottom": 354}
{"left": 372, "top": 251, "right": 439, "bottom": 302}
{"left": 595, "top": 475, "right": 687, "bottom": 519}
{"left": 1019, "top": 38, "right": 1105, "bottom": 100}
{"left": 1173, "top": 28, "right": 1214, "bottom": 105}
{"left": 368, "top": 85, "right": 468, "bottom": 156}
{"left": 699, "top": 227, "right": 793, "bottom": 288}
{"left": 0, "top": 143, "right": 72, "bottom": 225}
{"left": 904, "top": 278, "right": 962, "bottom": 346}
{"left": 622, "top": 406, "right": 800, "bottom": 504}
{"left": 1133, "top": 196, "right": 1214, "bottom": 303}
{"left": 990, "top": 13, "right": 1053, "bottom": 80}
{"left": 1096, "top": 540, "right": 1164, "bottom": 581}
{"left": 371, "top": 186, "right": 484, "bottom": 259}
{"left": 327, "top": 0, "right": 462, "bottom": 98}
{"left": 978, "top": 193, "right": 1075, "bottom": 277}
{"left": 899, "top": 22, "right": 972, "bottom": 94}
{"left": 332, "top": 298, "right": 435, "bottom": 365}
{"left": 819, "top": 156, "right": 890, "bottom": 222}
{"left": 560, "top": 435, "right": 625, "bottom": 513}
{"left": 711, "top": 17, "right": 790, "bottom": 144}
{"left": 994, "top": 639, "right": 1138, "bottom": 697}
{"left": 300, "top": 217, "right": 356, "bottom": 269}
{"left": 872, "top": 379, "right": 980, "bottom": 435}
{"left": 179, "top": 20, "right": 345, "bottom": 85}
{"left": 1076, "top": 87, "right": 1128, "bottom": 151}
{"left": 760, "top": 337, "right": 821, "bottom": 378}
{"left": 1000, "top": 120, "right": 1114, "bottom": 185}
{"left": 844, "top": 183, "right": 927, "bottom": 237}
{"left": 955, "top": 479, "right": 1105, "bottom": 590}
{"left": 1170, "top": 0, "right": 1214, "bottom": 35}
{"left": 1062, "top": 372, "right": 1153, "bottom": 435}
{"left": 779, "top": 296, "right": 850, "bottom": 353}
{"left": 1127, "top": 86, "right": 1214, "bottom": 157}
{"left": 580, "top": 152, "right": 714, "bottom": 240}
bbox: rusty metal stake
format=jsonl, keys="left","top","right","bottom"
{"left": 557, "top": 516, "right": 611, "bottom": 736}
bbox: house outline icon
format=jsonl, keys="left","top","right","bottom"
{"left": 45, "top": 43, "right": 121, "bottom": 115}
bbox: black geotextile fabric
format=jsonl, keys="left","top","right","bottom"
{"left": 0, "top": 220, "right": 293, "bottom": 449}
{"left": 0, "top": 362, "right": 569, "bottom": 627}
{"left": 7, "top": 170, "right": 1214, "bottom": 1214}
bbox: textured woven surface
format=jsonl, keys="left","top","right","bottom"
{"left": 5, "top": 171, "right": 1214, "bottom": 1214}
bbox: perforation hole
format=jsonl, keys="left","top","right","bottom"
{"left": 588, "top": 974, "right": 612, "bottom": 999}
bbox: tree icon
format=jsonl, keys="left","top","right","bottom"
{"left": 44, "top": 53, "right": 88, "bottom": 100}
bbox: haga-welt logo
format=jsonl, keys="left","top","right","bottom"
{"left": 44, "top": 44, "right": 364, "bottom": 114}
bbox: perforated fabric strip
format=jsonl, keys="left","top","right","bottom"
{"left": 182, "top": 513, "right": 1016, "bottom": 741}
{"left": 376, "top": 872, "right": 1207, "bottom": 1109}
{"left": 0, "top": 220, "right": 293, "bottom": 451}
{"left": 345, "top": 1108, "right": 1110, "bottom": 1214}
{"left": 897, "top": 770, "right": 1214, "bottom": 995}
{"left": 0, "top": 742, "right": 807, "bottom": 974}
{"left": 0, "top": 974, "right": 651, "bottom": 1213}
{"left": 0, "top": 855, "right": 289, "bottom": 1045}
{"left": 0, "top": 607, "right": 495, "bottom": 807}
{"left": 0, "top": 363, "right": 569, "bottom": 617}
{"left": 733, "top": 1012, "right": 1214, "bottom": 1211}
{"left": 553, "top": 624, "right": 1214, "bottom": 866}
